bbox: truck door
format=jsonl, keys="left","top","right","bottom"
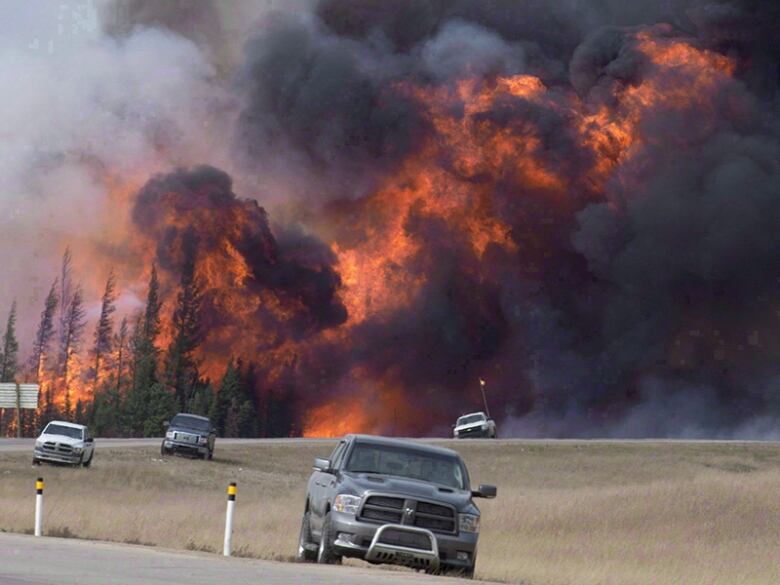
{"left": 312, "top": 440, "right": 346, "bottom": 534}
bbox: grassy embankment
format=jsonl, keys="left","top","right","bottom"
{"left": 1, "top": 439, "right": 779, "bottom": 585}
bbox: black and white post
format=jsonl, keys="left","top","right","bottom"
{"left": 223, "top": 482, "right": 237, "bottom": 556}
{"left": 34, "top": 477, "right": 44, "bottom": 537}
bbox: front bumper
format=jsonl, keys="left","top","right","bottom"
{"left": 329, "top": 510, "right": 478, "bottom": 570}
{"left": 34, "top": 448, "right": 81, "bottom": 464}
{"left": 454, "top": 425, "right": 491, "bottom": 438}
{"left": 163, "top": 439, "right": 209, "bottom": 456}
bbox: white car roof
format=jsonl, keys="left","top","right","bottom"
{"left": 45, "top": 420, "right": 87, "bottom": 430}
{"left": 459, "top": 412, "right": 486, "bottom": 419}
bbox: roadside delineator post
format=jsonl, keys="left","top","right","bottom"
{"left": 223, "top": 482, "right": 236, "bottom": 556}
{"left": 34, "top": 477, "right": 44, "bottom": 537}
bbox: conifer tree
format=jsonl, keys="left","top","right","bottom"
{"left": 29, "top": 280, "right": 58, "bottom": 382}
{"left": 59, "top": 287, "right": 86, "bottom": 421}
{"left": 165, "top": 236, "right": 203, "bottom": 410}
{"left": 91, "top": 270, "right": 117, "bottom": 390}
{"left": 127, "top": 266, "right": 169, "bottom": 435}
{"left": 114, "top": 317, "right": 129, "bottom": 394}
{"left": 0, "top": 302, "right": 19, "bottom": 383}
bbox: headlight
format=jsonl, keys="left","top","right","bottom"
{"left": 198, "top": 436, "right": 208, "bottom": 444}
{"left": 481, "top": 423, "right": 488, "bottom": 429}
{"left": 73, "top": 446, "right": 83, "bottom": 454}
{"left": 333, "top": 494, "right": 362, "bottom": 515}
{"left": 459, "top": 513, "right": 480, "bottom": 533}
{"left": 166, "top": 430, "right": 175, "bottom": 439}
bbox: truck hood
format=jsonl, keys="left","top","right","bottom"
{"left": 37, "top": 433, "right": 83, "bottom": 447}
{"left": 341, "top": 471, "right": 475, "bottom": 511}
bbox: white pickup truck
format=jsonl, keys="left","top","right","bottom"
{"left": 33, "top": 420, "right": 95, "bottom": 467}
{"left": 453, "top": 412, "right": 497, "bottom": 439}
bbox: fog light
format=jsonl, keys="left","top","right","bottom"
{"left": 456, "top": 551, "right": 470, "bottom": 562}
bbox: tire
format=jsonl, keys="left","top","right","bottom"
{"left": 160, "top": 442, "right": 167, "bottom": 457}
{"left": 207, "top": 448, "right": 213, "bottom": 461}
{"left": 82, "top": 452, "right": 93, "bottom": 468}
{"left": 32, "top": 457, "right": 40, "bottom": 466}
{"left": 297, "top": 511, "right": 317, "bottom": 562}
{"left": 433, "top": 564, "right": 475, "bottom": 579}
{"left": 316, "top": 512, "right": 342, "bottom": 565}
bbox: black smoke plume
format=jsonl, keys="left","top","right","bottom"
{"left": 228, "top": 0, "right": 780, "bottom": 437}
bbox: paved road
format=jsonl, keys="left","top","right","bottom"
{"left": 0, "top": 534, "right": 489, "bottom": 585}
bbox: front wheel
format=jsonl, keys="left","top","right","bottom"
{"left": 297, "top": 511, "right": 317, "bottom": 562}
{"left": 82, "top": 452, "right": 93, "bottom": 468}
{"left": 32, "top": 457, "right": 41, "bottom": 466}
{"left": 316, "top": 512, "right": 342, "bottom": 565}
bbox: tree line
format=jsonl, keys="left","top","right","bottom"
{"left": 0, "top": 247, "right": 295, "bottom": 438}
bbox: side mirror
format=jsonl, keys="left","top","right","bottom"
{"left": 313, "top": 458, "right": 332, "bottom": 473}
{"left": 472, "top": 484, "right": 497, "bottom": 499}
{"left": 163, "top": 421, "right": 169, "bottom": 428}
{"left": 85, "top": 437, "right": 94, "bottom": 444}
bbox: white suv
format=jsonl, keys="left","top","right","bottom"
{"left": 33, "top": 421, "right": 95, "bottom": 467}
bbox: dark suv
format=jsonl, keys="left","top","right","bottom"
{"left": 297, "top": 434, "right": 496, "bottom": 578}
{"left": 161, "top": 413, "right": 216, "bottom": 460}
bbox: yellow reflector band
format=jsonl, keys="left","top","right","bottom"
{"left": 36, "top": 480, "right": 44, "bottom": 490}
{"left": 227, "top": 484, "right": 237, "bottom": 496}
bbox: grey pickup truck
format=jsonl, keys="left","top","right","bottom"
{"left": 297, "top": 434, "right": 496, "bottom": 578}
{"left": 161, "top": 413, "right": 216, "bottom": 459}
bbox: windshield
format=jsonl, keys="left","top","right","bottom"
{"left": 43, "top": 423, "right": 83, "bottom": 440}
{"left": 345, "top": 442, "right": 466, "bottom": 490}
{"left": 458, "top": 414, "right": 485, "bottom": 425}
{"left": 171, "top": 414, "right": 210, "bottom": 431}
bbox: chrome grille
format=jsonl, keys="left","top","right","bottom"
{"left": 174, "top": 432, "right": 198, "bottom": 444}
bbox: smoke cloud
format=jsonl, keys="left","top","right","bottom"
{"left": 2, "top": 0, "right": 779, "bottom": 437}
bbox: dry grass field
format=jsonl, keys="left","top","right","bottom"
{"left": 1, "top": 440, "right": 780, "bottom": 584}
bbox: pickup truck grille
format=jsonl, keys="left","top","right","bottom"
{"left": 457, "top": 426, "right": 486, "bottom": 437}
{"left": 359, "top": 495, "right": 457, "bottom": 534}
{"left": 42, "top": 441, "right": 73, "bottom": 453}
{"left": 173, "top": 432, "right": 198, "bottom": 444}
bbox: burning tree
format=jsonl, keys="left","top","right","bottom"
{"left": 91, "top": 270, "right": 117, "bottom": 390}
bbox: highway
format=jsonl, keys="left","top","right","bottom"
{"left": 0, "top": 437, "right": 333, "bottom": 452}
{"left": 0, "top": 533, "right": 489, "bottom": 585}
{"left": 2, "top": 436, "right": 776, "bottom": 453}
